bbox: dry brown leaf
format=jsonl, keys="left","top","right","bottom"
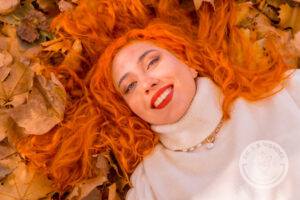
{"left": 0, "top": 61, "right": 34, "bottom": 109}
{"left": 108, "top": 183, "right": 121, "bottom": 200}
{"left": 1, "top": 25, "right": 37, "bottom": 62}
{"left": 0, "top": 67, "right": 11, "bottom": 82}
{"left": 193, "top": 0, "right": 215, "bottom": 10}
{"left": 67, "top": 155, "right": 109, "bottom": 200}
{"left": 66, "top": 174, "right": 107, "bottom": 200}
{"left": 0, "top": 156, "right": 54, "bottom": 200}
{"left": 0, "top": 140, "right": 15, "bottom": 160}
{"left": 0, "top": 153, "right": 19, "bottom": 182}
{"left": 292, "top": 31, "right": 300, "bottom": 56}
{"left": 279, "top": 3, "right": 300, "bottom": 33}
{"left": 58, "top": 0, "right": 75, "bottom": 12}
{"left": 7, "top": 73, "right": 66, "bottom": 135}
{"left": 0, "top": 36, "right": 9, "bottom": 51}
{"left": 0, "top": 113, "right": 14, "bottom": 142}
{"left": 61, "top": 39, "right": 82, "bottom": 71}
{"left": 0, "top": 50, "right": 13, "bottom": 68}
{"left": 0, "top": 0, "right": 20, "bottom": 15}
{"left": 42, "top": 38, "right": 72, "bottom": 54}
{"left": 37, "top": 0, "right": 59, "bottom": 16}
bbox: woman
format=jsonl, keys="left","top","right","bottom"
{"left": 17, "top": 0, "right": 300, "bottom": 199}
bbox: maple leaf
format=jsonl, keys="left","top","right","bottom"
{"left": 0, "top": 61, "right": 34, "bottom": 109}
{"left": 6, "top": 73, "right": 66, "bottom": 135}
{"left": 0, "top": 154, "right": 54, "bottom": 200}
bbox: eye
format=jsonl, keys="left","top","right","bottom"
{"left": 147, "top": 56, "right": 160, "bottom": 70}
{"left": 125, "top": 81, "right": 137, "bottom": 94}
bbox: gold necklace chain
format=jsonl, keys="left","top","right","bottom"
{"left": 160, "top": 117, "right": 225, "bottom": 152}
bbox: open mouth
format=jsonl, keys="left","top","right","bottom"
{"left": 151, "top": 84, "right": 174, "bottom": 109}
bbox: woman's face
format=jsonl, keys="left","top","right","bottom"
{"left": 112, "top": 41, "right": 197, "bottom": 125}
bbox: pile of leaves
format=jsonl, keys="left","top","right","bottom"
{"left": 0, "top": 0, "right": 299, "bottom": 199}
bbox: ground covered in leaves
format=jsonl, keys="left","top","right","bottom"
{"left": 0, "top": 0, "right": 300, "bottom": 199}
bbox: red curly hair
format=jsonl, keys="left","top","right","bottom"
{"left": 17, "top": 0, "right": 293, "bottom": 191}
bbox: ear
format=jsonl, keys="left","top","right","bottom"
{"left": 189, "top": 68, "right": 198, "bottom": 78}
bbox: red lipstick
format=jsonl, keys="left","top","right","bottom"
{"left": 151, "top": 84, "right": 173, "bottom": 109}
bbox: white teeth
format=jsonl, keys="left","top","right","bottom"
{"left": 154, "top": 87, "right": 172, "bottom": 108}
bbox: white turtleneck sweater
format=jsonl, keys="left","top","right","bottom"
{"left": 126, "top": 70, "right": 300, "bottom": 200}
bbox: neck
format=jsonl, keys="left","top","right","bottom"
{"left": 150, "top": 77, "right": 223, "bottom": 150}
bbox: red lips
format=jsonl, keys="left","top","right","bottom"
{"left": 150, "top": 84, "right": 173, "bottom": 109}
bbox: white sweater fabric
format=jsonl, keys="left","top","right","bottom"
{"left": 126, "top": 70, "right": 300, "bottom": 200}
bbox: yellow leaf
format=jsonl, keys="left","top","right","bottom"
{"left": 279, "top": 3, "right": 300, "bottom": 33}
{"left": 0, "top": 156, "right": 54, "bottom": 200}
{"left": 42, "top": 38, "right": 72, "bottom": 54}
{"left": 61, "top": 39, "right": 82, "bottom": 71}
{"left": 108, "top": 183, "right": 121, "bottom": 200}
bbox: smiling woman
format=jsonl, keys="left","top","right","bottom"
{"left": 112, "top": 41, "right": 198, "bottom": 124}
{"left": 15, "top": 0, "right": 300, "bottom": 199}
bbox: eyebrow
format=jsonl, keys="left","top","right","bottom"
{"left": 117, "top": 49, "right": 156, "bottom": 88}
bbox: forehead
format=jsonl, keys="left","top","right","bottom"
{"left": 113, "top": 41, "right": 158, "bottom": 67}
{"left": 112, "top": 41, "right": 160, "bottom": 79}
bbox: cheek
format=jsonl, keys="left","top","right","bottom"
{"left": 126, "top": 95, "right": 147, "bottom": 114}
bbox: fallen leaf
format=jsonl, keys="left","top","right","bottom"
{"left": 1, "top": 24, "right": 37, "bottom": 62}
{"left": 17, "top": 21, "right": 40, "bottom": 43}
{"left": 67, "top": 155, "right": 109, "bottom": 200}
{"left": 193, "top": 0, "right": 215, "bottom": 10}
{"left": 82, "top": 188, "right": 102, "bottom": 200}
{"left": 61, "top": 39, "right": 82, "bottom": 72}
{"left": 0, "top": 36, "right": 9, "bottom": 50}
{"left": 0, "top": 153, "right": 19, "bottom": 182}
{"left": 0, "top": 112, "right": 14, "bottom": 142}
{"left": 0, "top": 50, "right": 13, "bottom": 68}
{"left": 279, "top": 3, "right": 300, "bottom": 33}
{"left": 36, "top": 0, "right": 60, "bottom": 16}
{"left": 0, "top": 156, "right": 54, "bottom": 200}
{"left": 0, "top": 139, "right": 15, "bottom": 160}
{"left": 291, "top": 31, "right": 300, "bottom": 56}
{"left": 108, "top": 183, "right": 121, "bottom": 200}
{"left": 42, "top": 38, "right": 72, "bottom": 54}
{"left": 0, "top": 0, "right": 33, "bottom": 26}
{"left": 66, "top": 174, "right": 107, "bottom": 200}
{"left": 7, "top": 73, "right": 66, "bottom": 135}
{"left": 0, "top": 67, "right": 11, "bottom": 82}
{"left": 17, "top": 9, "right": 49, "bottom": 43}
{"left": 0, "top": 61, "right": 34, "bottom": 109}
{"left": 0, "top": 0, "right": 20, "bottom": 15}
{"left": 57, "top": 0, "right": 75, "bottom": 12}
{"left": 29, "top": 62, "right": 46, "bottom": 75}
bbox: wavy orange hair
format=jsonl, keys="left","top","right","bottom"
{"left": 17, "top": 0, "right": 293, "bottom": 191}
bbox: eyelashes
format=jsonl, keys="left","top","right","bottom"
{"left": 125, "top": 81, "right": 137, "bottom": 94}
{"left": 147, "top": 56, "right": 160, "bottom": 70}
{"left": 124, "top": 55, "right": 160, "bottom": 94}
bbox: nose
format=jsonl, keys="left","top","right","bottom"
{"left": 142, "top": 77, "right": 159, "bottom": 94}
